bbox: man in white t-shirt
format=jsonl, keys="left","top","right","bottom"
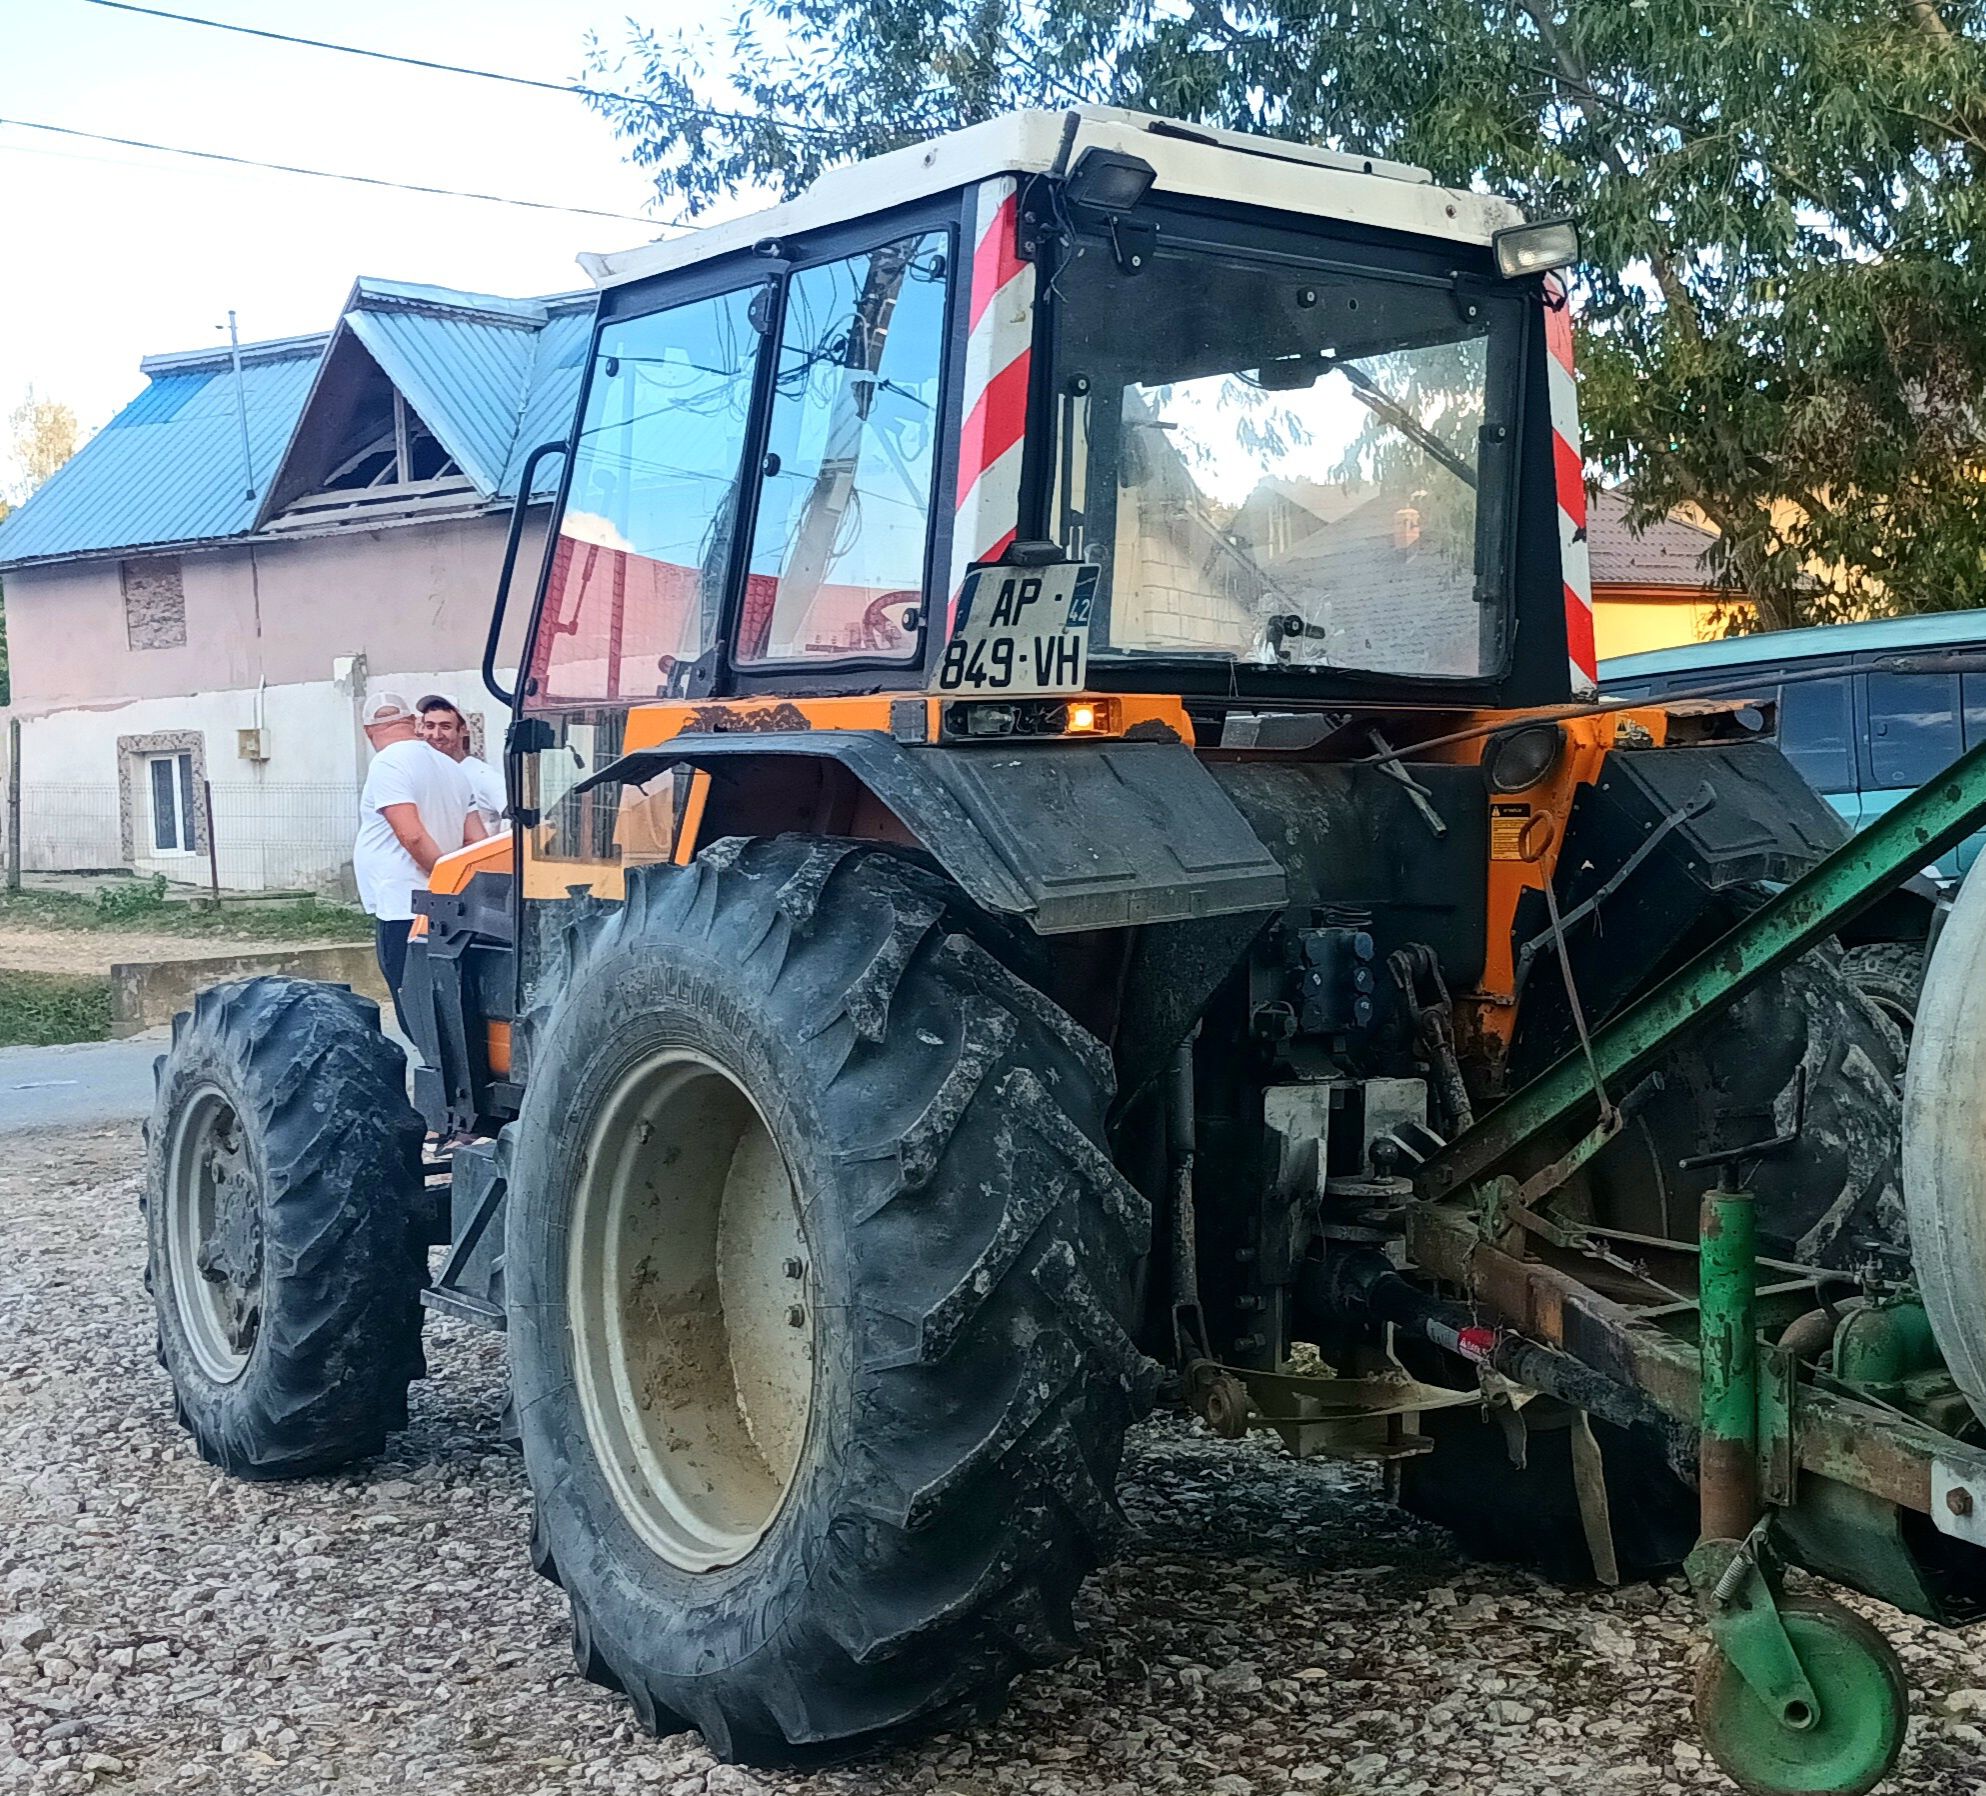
{"left": 416, "top": 693, "right": 506, "bottom": 834}
{"left": 354, "top": 692, "right": 485, "bottom": 1031}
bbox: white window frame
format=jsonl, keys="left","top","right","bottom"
{"left": 145, "top": 751, "right": 197, "bottom": 858}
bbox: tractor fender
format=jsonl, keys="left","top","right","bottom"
{"left": 575, "top": 730, "right": 1288, "bottom": 933}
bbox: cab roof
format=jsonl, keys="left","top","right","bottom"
{"left": 579, "top": 107, "right": 1527, "bottom": 293}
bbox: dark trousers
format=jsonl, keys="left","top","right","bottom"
{"left": 374, "top": 917, "right": 414, "bottom": 1037}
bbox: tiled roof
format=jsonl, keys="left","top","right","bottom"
{"left": 0, "top": 280, "right": 597, "bottom": 570}
{"left": 1587, "top": 486, "right": 1723, "bottom": 591}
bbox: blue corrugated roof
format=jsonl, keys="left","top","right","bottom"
{"left": 0, "top": 280, "right": 597, "bottom": 570}
{"left": 506, "top": 307, "right": 594, "bottom": 498}
{"left": 0, "top": 342, "right": 323, "bottom": 566}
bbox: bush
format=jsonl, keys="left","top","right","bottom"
{"left": 94, "top": 874, "right": 172, "bottom": 922}
{"left": 0, "top": 970, "right": 112, "bottom": 1046}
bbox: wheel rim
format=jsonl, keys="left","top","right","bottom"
{"left": 567, "top": 1048, "right": 814, "bottom": 1573}
{"left": 1695, "top": 1597, "right": 1908, "bottom": 1796}
{"left": 164, "top": 1084, "right": 264, "bottom": 1383}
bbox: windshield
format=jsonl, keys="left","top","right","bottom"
{"left": 1050, "top": 229, "right": 1521, "bottom": 680}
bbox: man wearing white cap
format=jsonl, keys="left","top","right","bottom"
{"left": 354, "top": 691, "right": 486, "bottom": 1030}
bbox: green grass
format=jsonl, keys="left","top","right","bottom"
{"left": 0, "top": 968, "right": 113, "bottom": 1047}
{"left": 0, "top": 880, "right": 370, "bottom": 944}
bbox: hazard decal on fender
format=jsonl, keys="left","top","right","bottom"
{"left": 933, "top": 561, "right": 1097, "bottom": 697}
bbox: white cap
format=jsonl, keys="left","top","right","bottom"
{"left": 361, "top": 691, "right": 415, "bottom": 726}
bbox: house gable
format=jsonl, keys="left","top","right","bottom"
{"left": 254, "top": 330, "right": 479, "bottom": 532}
{"left": 0, "top": 278, "right": 597, "bottom": 575}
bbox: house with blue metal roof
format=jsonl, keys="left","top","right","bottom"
{"left": 0, "top": 277, "right": 594, "bottom": 891}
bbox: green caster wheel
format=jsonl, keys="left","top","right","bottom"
{"left": 1694, "top": 1594, "right": 1908, "bottom": 1796}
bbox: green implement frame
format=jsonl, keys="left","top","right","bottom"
{"left": 1400, "top": 736, "right": 1986, "bottom": 1796}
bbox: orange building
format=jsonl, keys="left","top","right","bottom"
{"left": 1587, "top": 487, "right": 1755, "bottom": 657}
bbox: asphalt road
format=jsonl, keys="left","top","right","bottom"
{"left": 0, "top": 1032, "right": 162, "bottom": 1133}
{"left": 0, "top": 1018, "right": 420, "bottom": 1136}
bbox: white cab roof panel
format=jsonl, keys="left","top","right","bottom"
{"left": 580, "top": 107, "right": 1526, "bottom": 292}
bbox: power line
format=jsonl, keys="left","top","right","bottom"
{"left": 0, "top": 116, "right": 680, "bottom": 227}
{"left": 80, "top": 0, "right": 836, "bottom": 138}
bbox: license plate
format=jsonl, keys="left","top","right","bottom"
{"left": 932, "top": 561, "right": 1097, "bottom": 696}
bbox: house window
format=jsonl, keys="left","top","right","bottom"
{"left": 147, "top": 752, "right": 199, "bottom": 854}
{"left": 122, "top": 557, "right": 187, "bottom": 650}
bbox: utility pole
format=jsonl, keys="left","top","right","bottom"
{"left": 225, "top": 310, "right": 256, "bottom": 502}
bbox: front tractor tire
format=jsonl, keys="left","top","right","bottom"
{"left": 144, "top": 978, "right": 427, "bottom": 1478}
{"left": 506, "top": 840, "right": 1155, "bottom": 1763}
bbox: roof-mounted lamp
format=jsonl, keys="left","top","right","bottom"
{"left": 1063, "top": 148, "right": 1157, "bottom": 219}
{"left": 1491, "top": 216, "right": 1580, "bottom": 279}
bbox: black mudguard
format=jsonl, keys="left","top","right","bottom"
{"left": 579, "top": 733, "right": 1289, "bottom": 933}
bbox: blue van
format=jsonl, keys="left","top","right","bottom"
{"left": 1601, "top": 607, "right": 1986, "bottom": 881}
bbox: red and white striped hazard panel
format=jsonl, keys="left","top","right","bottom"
{"left": 1543, "top": 276, "right": 1597, "bottom": 696}
{"left": 947, "top": 178, "right": 1036, "bottom": 622}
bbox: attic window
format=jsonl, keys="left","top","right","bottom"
{"left": 322, "top": 392, "right": 459, "bottom": 491}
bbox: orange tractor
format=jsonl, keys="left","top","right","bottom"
{"left": 148, "top": 109, "right": 1986, "bottom": 1793}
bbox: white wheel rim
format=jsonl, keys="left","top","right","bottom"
{"left": 566, "top": 1048, "right": 814, "bottom": 1573}
{"left": 164, "top": 1083, "right": 261, "bottom": 1384}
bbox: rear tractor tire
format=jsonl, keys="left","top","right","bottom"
{"left": 506, "top": 839, "right": 1157, "bottom": 1763}
{"left": 1842, "top": 941, "right": 1923, "bottom": 1048}
{"left": 144, "top": 978, "right": 427, "bottom": 1478}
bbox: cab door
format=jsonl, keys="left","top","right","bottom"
{"left": 514, "top": 274, "right": 776, "bottom": 906}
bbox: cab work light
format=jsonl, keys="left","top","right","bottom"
{"left": 1064, "top": 148, "right": 1157, "bottom": 219}
{"left": 1492, "top": 217, "right": 1580, "bottom": 279}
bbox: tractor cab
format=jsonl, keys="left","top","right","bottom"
{"left": 487, "top": 107, "right": 1591, "bottom": 913}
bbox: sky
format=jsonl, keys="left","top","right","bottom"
{"left": 0, "top": 0, "right": 750, "bottom": 491}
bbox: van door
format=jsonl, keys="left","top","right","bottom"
{"left": 1960, "top": 672, "right": 1986, "bottom": 874}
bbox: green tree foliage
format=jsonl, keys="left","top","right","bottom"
{"left": 0, "top": 388, "right": 80, "bottom": 703}
{"left": 587, "top": 1, "right": 1986, "bottom": 630}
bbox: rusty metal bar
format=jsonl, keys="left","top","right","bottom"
{"left": 1698, "top": 1190, "right": 1760, "bottom": 1542}
{"left": 1407, "top": 1202, "right": 1986, "bottom": 1515}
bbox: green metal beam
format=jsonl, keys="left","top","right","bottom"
{"left": 1421, "top": 736, "right": 1986, "bottom": 1200}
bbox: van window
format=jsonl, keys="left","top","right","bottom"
{"left": 1866, "top": 671, "right": 1960, "bottom": 788}
{"left": 1963, "top": 672, "right": 1986, "bottom": 750}
{"left": 1776, "top": 674, "right": 1855, "bottom": 794}
{"left": 737, "top": 230, "right": 951, "bottom": 665}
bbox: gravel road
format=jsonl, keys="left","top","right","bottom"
{"left": 7, "top": 1122, "right": 1986, "bottom": 1796}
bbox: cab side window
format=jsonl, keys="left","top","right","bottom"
{"left": 736, "top": 231, "right": 951, "bottom": 665}
{"left": 527, "top": 285, "right": 765, "bottom": 710}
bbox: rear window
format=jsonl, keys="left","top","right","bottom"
{"left": 1777, "top": 675, "right": 1856, "bottom": 794}
{"left": 1865, "top": 671, "right": 1960, "bottom": 788}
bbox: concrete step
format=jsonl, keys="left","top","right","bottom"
{"left": 109, "top": 943, "right": 388, "bottom": 1036}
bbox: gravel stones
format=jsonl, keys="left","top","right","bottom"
{"left": 6, "top": 1120, "right": 1986, "bottom": 1792}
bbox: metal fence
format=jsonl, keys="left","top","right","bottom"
{"left": 15, "top": 780, "right": 361, "bottom": 896}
